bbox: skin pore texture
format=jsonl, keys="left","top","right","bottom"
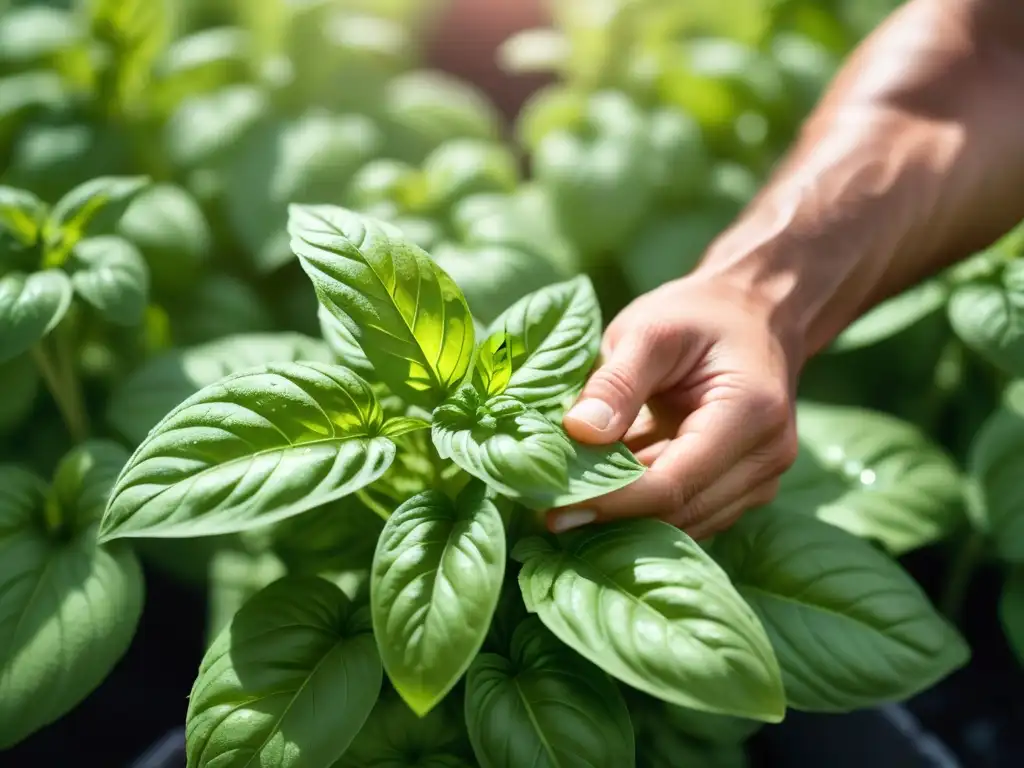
{"left": 547, "top": 0, "right": 1024, "bottom": 536}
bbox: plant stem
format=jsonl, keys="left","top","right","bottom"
{"left": 43, "top": 494, "right": 63, "bottom": 536}
{"left": 31, "top": 333, "right": 89, "bottom": 443}
{"left": 940, "top": 531, "right": 985, "bottom": 623}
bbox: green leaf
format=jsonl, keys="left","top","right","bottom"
{"left": 636, "top": 717, "right": 747, "bottom": 768}
{"left": 152, "top": 27, "right": 252, "bottom": 113}
{"left": 774, "top": 402, "right": 963, "bottom": 555}
{"left": 171, "top": 272, "right": 275, "bottom": 345}
{"left": 206, "top": 548, "right": 286, "bottom": 646}
{"left": 421, "top": 139, "right": 519, "bottom": 213}
{"left": 106, "top": 332, "right": 332, "bottom": 445}
{"left": 534, "top": 91, "right": 659, "bottom": 259}
{"left": 647, "top": 108, "right": 711, "bottom": 203}
{"left": 465, "top": 616, "right": 635, "bottom": 768}
{"left": 0, "top": 448, "right": 144, "bottom": 748}
{"left": 0, "top": 186, "right": 47, "bottom": 246}
{"left": 186, "top": 576, "right": 382, "bottom": 768}
{"left": 0, "top": 270, "right": 73, "bottom": 364}
{"left": 371, "top": 484, "right": 505, "bottom": 715}
{"left": 1000, "top": 567, "right": 1024, "bottom": 667}
{"left": 66, "top": 236, "right": 150, "bottom": 326}
{"left": 966, "top": 397, "right": 1024, "bottom": 561}
{"left": 45, "top": 176, "right": 150, "bottom": 258}
{"left": 712, "top": 505, "right": 969, "bottom": 712}
{"left": 164, "top": 85, "right": 270, "bottom": 169}
{"left": 117, "top": 183, "right": 212, "bottom": 296}
{"left": 51, "top": 440, "right": 132, "bottom": 525}
{"left": 656, "top": 703, "right": 761, "bottom": 746}
{"left": 100, "top": 362, "right": 397, "bottom": 541}
{"left": 384, "top": 70, "right": 501, "bottom": 161}
{"left": 473, "top": 331, "right": 513, "bottom": 397}
{"left": 0, "top": 7, "right": 84, "bottom": 72}
{"left": 290, "top": 205, "right": 475, "bottom": 408}
{"left": 514, "top": 520, "right": 785, "bottom": 722}
{"left": 487, "top": 276, "right": 601, "bottom": 408}
{"left": 225, "top": 113, "right": 382, "bottom": 273}
{"left": 337, "top": 691, "right": 474, "bottom": 768}
{"left": 319, "top": 304, "right": 375, "bottom": 376}
{"left": 433, "top": 243, "right": 567, "bottom": 329}
{"left": 273, "top": 495, "right": 384, "bottom": 577}
{"left": 949, "top": 260, "right": 1024, "bottom": 376}
{"left": 432, "top": 388, "right": 644, "bottom": 510}
{"left": 833, "top": 280, "right": 949, "bottom": 351}
{"left": 620, "top": 206, "right": 737, "bottom": 296}
{"left": 346, "top": 159, "right": 424, "bottom": 218}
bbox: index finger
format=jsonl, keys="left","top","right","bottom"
{"left": 546, "top": 395, "right": 776, "bottom": 531}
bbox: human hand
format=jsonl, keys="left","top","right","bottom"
{"left": 547, "top": 274, "right": 802, "bottom": 539}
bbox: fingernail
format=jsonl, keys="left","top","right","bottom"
{"left": 567, "top": 399, "right": 614, "bottom": 430}
{"left": 550, "top": 509, "right": 597, "bottom": 533}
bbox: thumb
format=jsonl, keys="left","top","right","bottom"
{"left": 563, "top": 329, "right": 673, "bottom": 444}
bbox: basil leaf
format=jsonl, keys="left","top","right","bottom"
{"left": 621, "top": 206, "right": 736, "bottom": 296}
{"left": 346, "top": 158, "right": 424, "bottom": 213}
{"left": 656, "top": 703, "right": 761, "bottom": 746}
{"left": 966, "top": 397, "right": 1024, "bottom": 561}
{"left": 712, "top": 505, "right": 969, "bottom": 712}
{"left": 319, "top": 303, "right": 375, "bottom": 376}
{"left": 465, "top": 616, "right": 635, "bottom": 768}
{"left": 164, "top": 85, "right": 270, "bottom": 169}
{"left": 372, "top": 484, "right": 505, "bottom": 715}
{"left": 117, "top": 183, "right": 212, "bottom": 296}
{"left": 775, "top": 402, "right": 963, "bottom": 555}
{"left": 290, "top": 205, "right": 475, "bottom": 408}
{"left": 0, "top": 270, "right": 73, "bottom": 364}
{"left": 514, "top": 520, "right": 785, "bottom": 722}
{"left": 0, "top": 445, "right": 143, "bottom": 748}
{"left": 635, "top": 715, "right": 747, "bottom": 768}
{"left": 473, "top": 331, "right": 513, "bottom": 397}
{"left": 421, "top": 139, "right": 519, "bottom": 213}
{"left": 487, "top": 276, "right": 601, "bottom": 408}
{"left": 51, "top": 440, "right": 132, "bottom": 523}
{"left": 100, "top": 362, "right": 397, "bottom": 541}
{"left": 206, "top": 548, "right": 286, "bottom": 645}
{"left": 833, "top": 280, "right": 949, "bottom": 351}
{"left": 338, "top": 692, "right": 474, "bottom": 768}
{"left": 1000, "top": 567, "right": 1024, "bottom": 667}
{"left": 186, "top": 576, "right": 382, "bottom": 768}
{"left": 106, "top": 332, "right": 332, "bottom": 445}
{"left": 66, "top": 235, "right": 150, "bottom": 326}
{"left": 226, "top": 113, "right": 381, "bottom": 273}
{"left": 0, "top": 186, "right": 47, "bottom": 246}
{"left": 534, "top": 91, "right": 658, "bottom": 259}
{"left": 0, "top": 7, "right": 83, "bottom": 71}
{"left": 647, "top": 107, "right": 711, "bottom": 203}
{"left": 384, "top": 70, "right": 501, "bottom": 161}
{"left": 273, "top": 495, "right": 384, "bottom": 577}
{"left": 171, "top": 272, "right": 275, "bottom": 345}
{"left": 433, "top": 242, "right": 567, "bottom": 329}
{"left": 45, "top": 175, "right": 149, "bottom": 255}
{"left": 432, "top": 389, "right": 644, "bottom": 510}
{"left": 151, "top": 27, "right": 252, "bottom": 113}
{"left": 949, "top": 260, "right": 1024, "bottom": 376}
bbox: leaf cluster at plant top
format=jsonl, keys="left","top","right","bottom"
{"left": 2, "top": 1, "right": 1024, "bottom": 767}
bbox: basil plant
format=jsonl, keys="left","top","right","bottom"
{"left": 94, "top": 206, "right": 969, "bottom": 768}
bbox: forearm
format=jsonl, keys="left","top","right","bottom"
{"left": 696, "top": 0, "right": 1024, "bottom": 359}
